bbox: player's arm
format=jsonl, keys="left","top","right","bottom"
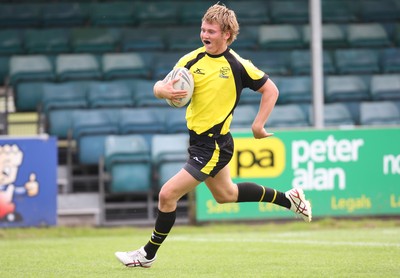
{"left": 153, "top": 78, "right": 187, "bottom": 101}
{"left": 252, "top": 78, "right": 279, "bottom": 139}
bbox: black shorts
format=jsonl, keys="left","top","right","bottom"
{"left": 184, "top": 130, "right": 234, "bottom": 181}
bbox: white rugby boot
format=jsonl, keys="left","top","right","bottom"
{"left": 115, "top": 246, "right": 156, "bottom": 268}
{"left": 285, "top": 188, "right": 312, "bottom": 222}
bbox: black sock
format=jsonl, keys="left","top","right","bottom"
{"left": 236, "top": 182, "right": 291, "bottom": 209}
{"left": 143, "top": 209, "right": 176, "bottom": 260}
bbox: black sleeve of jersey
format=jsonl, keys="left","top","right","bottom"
{"left": 243, "top": 72, "right": 269, "bottom": 92}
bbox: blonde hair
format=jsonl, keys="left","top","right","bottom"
{"left": 202, "top": 3, "right": 239, "bottom": 45}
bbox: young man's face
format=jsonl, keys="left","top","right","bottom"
{"left": 200, "top": 20, "right": 230, "bottom": 55}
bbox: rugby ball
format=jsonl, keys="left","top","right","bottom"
{"left": 165, "top": 67, "right": 194, "bottom": 108}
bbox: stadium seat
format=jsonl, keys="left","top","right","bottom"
{"left": 41, "top": 82, "right": 88, "bottom": 113}
{"left": 87, "top": 81, "right": 134, "bottom": 108}
{"left": 370, "top": 74, "right": 400, "bottom": 101}
{"left": 258, "top": 25, "right": 303, "bottom": 49}
{"left": 268, "top": 104, "right": 309, "bottom": 128}
{"left": 164, "top": 108, "right": 188, "bottom": 134}
{"left": 46, "top": 108, "right": 82, "bottom": 139}
{"left": 152, "top": 52, "right": 182, "bottom": 80}
{"left": 131, "top": 79, "right": 168, "bottom": 107}
{"left": 290, "top": 50, "right": 336, "bottom": 75}
{"left": 102, "top": 52, "right": 150, "bottom": 80}
{"left": 359, "top": 0, "right": 400, "bottom": 22}
{"left": 0, "top": 30, "right": 23, "bottom": 55}
{"left": 104, "top": 134, "right": 152, "bottom": 193}
{"left": 269, "top": 0, "right": 309, "bottom": 23}
{"left": 71, "top": 27, "right": 118, "bottom": 53}
{"left": 228, "top": 1, "right": 270, "bottom": 25}
{"left": 151, "top": 133, "right": 189, "bottom": 189}
{"left": 0, "top": 4, "right": 41, "bottom": 27}
{"left": 309, "top": 103, "right": 355, "bottom": 127}
{"left": 72, "top": 109, "right": 120, "bottom": 165}
{"left": 325, "top": 75, "right": 370, "bottom": 103}
{"left": 239, "top": 87, "right": 262, "bottom": 106}
{"left": 240, "top": 50, "right": 291, "bottom": 76}
{"left": 119, "top": 108, "right": 165, "bottom": 134}
{"left": 230, "top": 105, "right": 257, "bottom": 130}
{"left": 230, "top": 26, "right": 259, "bottom": 50}
{"left": 56, "top": 53, "right": 102, "bottom": 81}
{"left": 9, "top": 55, "right": 55, "bottom": 85}
{"left": 381, "top": 48, "right": 400, "bottom": 73}
{"left": 41, "top": 3, "right": 87, "bottom": 27}
{"left": 89, "top": 2, "right": 137, "bottom": 26}
{"left": 137, "top": 2, "right": 179, "bottom": 25}
{"left": 14, "top": 82, "right": 46, "bottom": 112}
{"left": 302, "top": 24, "right": 347, "bottom": 48}
{"left": 24, "top": 28, "right": 71, "bottom": 54}
{"left": 275, "top": 76, "right": 312, "bottom": 104}
{"left": 346, "top": 23, "right": 392, "bottom": 47}
{"left": 180, "top": 1, "right": 215, "bottom": 25}
{"left": 334, "top": 49, "right": 380, "bottom": 74}
{"left": 321, "top": 0, "right": 357, "bottom": 23}
{"left": 167, "top": 26, "right": 202, "bottom": 51}
{"left": 360, "top": 101, "right": 400, "bottom": 126}
{"left": 121, "top": 27, "right": 167, "bottom": 51}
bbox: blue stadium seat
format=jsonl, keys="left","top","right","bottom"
{"left": 270, "top": 0, "right": 309, "bottom": 23}
{"left": 72, "top": 109, "right": 120, "bottom": 165}
{"left": 102, "top": 52, "right": 150, "bottom": 80}
{"left": 325, "top": 75, "right": 370, "bottom": 103}
{"left": 239, "top": 50, "right": 291, "bottom": 76}
{"left": 290, "top": 49, "right": 336, "bottom": 75}
{"left": 87, "top": 81, "right": 134, "bottom": 108}
{"left": 239, "top": 87, "right": 261, "bottom": 106}
{"left": 370, "top": 74, "right": 400, "bottom": 101}
{"left": 42, "top": 82, "right": 88, "bottom": 113}
{"left": 346, "top": 23, "right": 392, "bottom": 47}
{"left": 275, "top": 76, "right": 312, "bottom": 104}
{"left": 302, "top": 24, "right": 347, "bottom": 48}
{"left": 137, "top": 2, "right": 179, "bottom": 25}
{"left": 359, "top": 0, "right": 400, "bottom": 22}
{"left": 164, "top": 108, "right": 188, "bottom": 134}
{"left": 231, "top": 105, "right": 257, "bottom": 130}
{"left": 104, "top": 134, "right": 152, "bottom": 193}
{"left": 119, "top": 108, "right": 165, "bottom": 134}
{"left": 335, "top": 49, "right": 380, "bottom": 74}
{"left": 268, "top": 104, "right": 309, "bottom": 127}
{"left": 167, "top": 26, "right": 202, "bottom": 51}
{"left": 228, "top": 1, "right": 270, "bottom": 25}
{"left": 71, "top": 27, "right": 118, "bottom": 53}
{"left": 9, "top": 55, "right": 55, "bottom": 85}
{"left": 14, "top": 82, "right": 46, "bottom": 112}
{"left": 309, "top": 103, "right": 355, "bottom": 127}
{"left": 56, "top": 53, "right": 102, "bottom": 81}
{"left": 360, "top": 101, "right": 400, "bottom": 126}
{"left": 180, "top": 1, "right": 214, "bottom": 25}
{"left": 151, "top": 133, "right": 189, "bottom": 189}
{"left": 381, "top": 48, "right": 400, "bottom": 73}
{"left": 0, "top": 4, "right": 41, "bottom": 27}
{"left": 321, "top": 0, "right": 357, "bottom": 23}
{"left": 121, "top": 27, "right": 166, "bottom": 51}
{"left": 131, "top": 79, "right": 168, "bottom": 107}
{"left": 258, "top": 25, "right": 303, "bottom": 49}
{"left": 24, "top": 28, "right": 71, "bottom": 54}
{"left": 0, "top": 30, "right": 23, "bottom": 55}
{"left": 89, "top": 2, "right": 137, "bottom": 26}
{"left": 41, "top": 3, "right": 87, "bottom": 27}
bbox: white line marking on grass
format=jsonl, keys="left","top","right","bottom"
{"left": 170, "top": 236, "right": 400, "bottom": 248}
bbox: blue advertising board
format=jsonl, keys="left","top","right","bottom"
{"left": 0, "top": 136, "right": 57, "bottom": 227}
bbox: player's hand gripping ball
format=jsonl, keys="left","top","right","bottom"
{"left": 165, "top": 67, "right": 194, "bottom": 108}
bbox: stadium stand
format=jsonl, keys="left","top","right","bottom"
{"left": 0, "top": 0, "right": 399, "bottom": 223}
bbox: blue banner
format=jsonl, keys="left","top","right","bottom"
{"left": 0, "top": 136, "right": 57, "bottom": 227}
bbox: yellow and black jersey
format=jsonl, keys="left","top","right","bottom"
{"left": 175, "top": 46, "right": 269, "bottom": 137}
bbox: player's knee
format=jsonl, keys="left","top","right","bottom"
{"left": 214, "top": 194, "right": 235, "bottom": 204}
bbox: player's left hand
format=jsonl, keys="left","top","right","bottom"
{"left": 252, "top": 126, "right": 274, "bottom": 139}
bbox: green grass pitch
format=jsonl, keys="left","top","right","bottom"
{"left": 1, "top": 218, "right": 399, "bottom": 277}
